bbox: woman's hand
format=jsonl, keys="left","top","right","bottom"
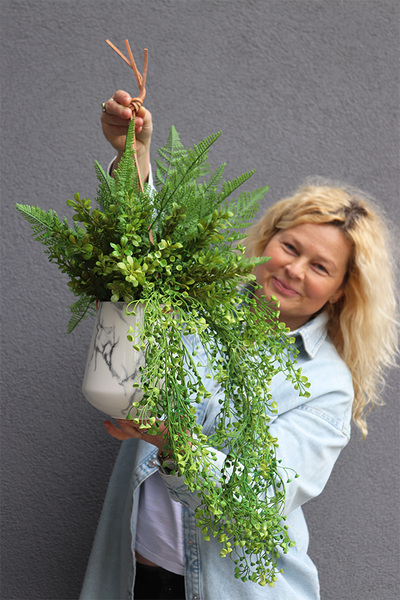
{"left": 101, "top": 89, "right": 152, "bottom": 181}
{"left": 104, "top": 418, "right": 168, "bottom": 453}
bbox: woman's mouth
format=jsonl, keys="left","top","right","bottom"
{"left": 272, "top": 277, "right": 299, "bottom": 297}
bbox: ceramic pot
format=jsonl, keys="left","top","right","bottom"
{"left": 82, "top": 302, "right": 146, "bottom": 419}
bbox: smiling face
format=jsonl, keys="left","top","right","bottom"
{"left": 254, "top": 222, "right": 352, "bottom": 331}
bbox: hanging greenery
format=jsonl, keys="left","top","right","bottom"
{"left": 16, "top": 40, "right": 310, "bottom": 587}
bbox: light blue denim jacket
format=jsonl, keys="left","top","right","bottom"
{"left": 80, "top": 311, "right": 353, "bottom": 600}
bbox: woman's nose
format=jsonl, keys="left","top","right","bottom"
{"left": 285, "top": 258, "right": 306, "bottom": 279}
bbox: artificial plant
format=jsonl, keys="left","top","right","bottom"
{"left": 16, "top": 40, "right": 311, "bottom": 587}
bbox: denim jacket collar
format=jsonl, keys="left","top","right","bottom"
{"left": 291, "top": 311, "right": 329, "bottom": 359}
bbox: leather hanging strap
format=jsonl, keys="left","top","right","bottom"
{"left": 105, "top": 39, "right": 153, "bottom": 244}
{"left": 106, "top": 39, "right": 148, "bottom": 118}
{"left": 105, "top": 39, "right": 148, "bottom": 194}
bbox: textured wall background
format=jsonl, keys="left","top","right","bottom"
{"left": 1, "top": 1, "right": 399, "bottom": 599}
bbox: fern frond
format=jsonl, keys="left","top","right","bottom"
{"left": 223, "top": 185, "right": 270, "bottom": 231}
{"left": 151, "top": 129, "right": 222, "bottom": 231}
{"left": 15, "top": 204, "right": 63, "bottom": 240}
{"left": 201, "top": 163, "right": 226, "bottom": 197}
{"left": 216, "top": 171, "right": 255, "bottom": 205}
{"left": 114, "top": 118, "right": 139, "bottom": 202}
{"left": 154, "top": 125, "right": 185, "bottom": 187}
{"left": 94, "top": 161, "right": 116, "bottom": 210}
{"left": 180, "top": 131, "right": 222, "bottom": 183}
{"left": 68, "top": 295, "right": 96, "bottom": 333}
{"left": 197, "top": 163, "right": 226, "bottom": 219}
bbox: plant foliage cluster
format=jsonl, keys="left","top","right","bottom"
{"left": 16, "top": 120, "right": 310, "bottom": 586}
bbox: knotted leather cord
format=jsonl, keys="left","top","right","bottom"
{"left": 106, "top": 39, "right": 153, "bottom": 243}
{"left": 106, "top": 39, "right": 148, "bottom": 128}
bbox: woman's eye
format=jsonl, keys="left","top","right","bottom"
{"left": 314, "top": 263, "right": 328, "bottom": 274}
{"left": 284, "top": 243, "right": 296, "bottom": 253}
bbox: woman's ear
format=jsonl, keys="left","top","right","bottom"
{"left": 329, "top": 289, "right": 345, "bottom": 305}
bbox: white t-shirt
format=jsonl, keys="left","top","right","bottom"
{"left": 135, "top": 471, "right": 185, "bottom": 575}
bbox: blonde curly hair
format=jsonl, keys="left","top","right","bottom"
{"left": 244, "top": 179, "right": 398, "bottom": 437}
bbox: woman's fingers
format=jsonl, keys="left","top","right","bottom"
{"left": 103, "top": 97, "right": 133, "bottom": 121}
{"left": 113, "top": 89, "right": 132, "bottom": 107}
{"left": 104, "top": 419, "right": 142, "bottom": 439}
{"left": 104, "top": 420, "right": 134, "bottom": 440}
{"left": 104, "top": 418, "right": 168, "bottom": 452}
{"left": 104, "top": 419, "right": 152, "bottom": 440}
{"left": 101, "top": 89, "right": 152, "bottom": 155}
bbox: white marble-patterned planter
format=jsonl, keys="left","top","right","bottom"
{"left": 82, "top": 302, "right": 146, "bottom": 419}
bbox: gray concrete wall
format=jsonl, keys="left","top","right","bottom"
{"left": 1, "top": 1, "right": 399, "bottom": 599}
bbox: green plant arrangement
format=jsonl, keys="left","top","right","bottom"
{"left": 16, "top": 42, "right": 311, "bottom": 588}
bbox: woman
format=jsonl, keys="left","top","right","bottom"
{"left": 80, "top": 91, "right": 398, "bottom": 599}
